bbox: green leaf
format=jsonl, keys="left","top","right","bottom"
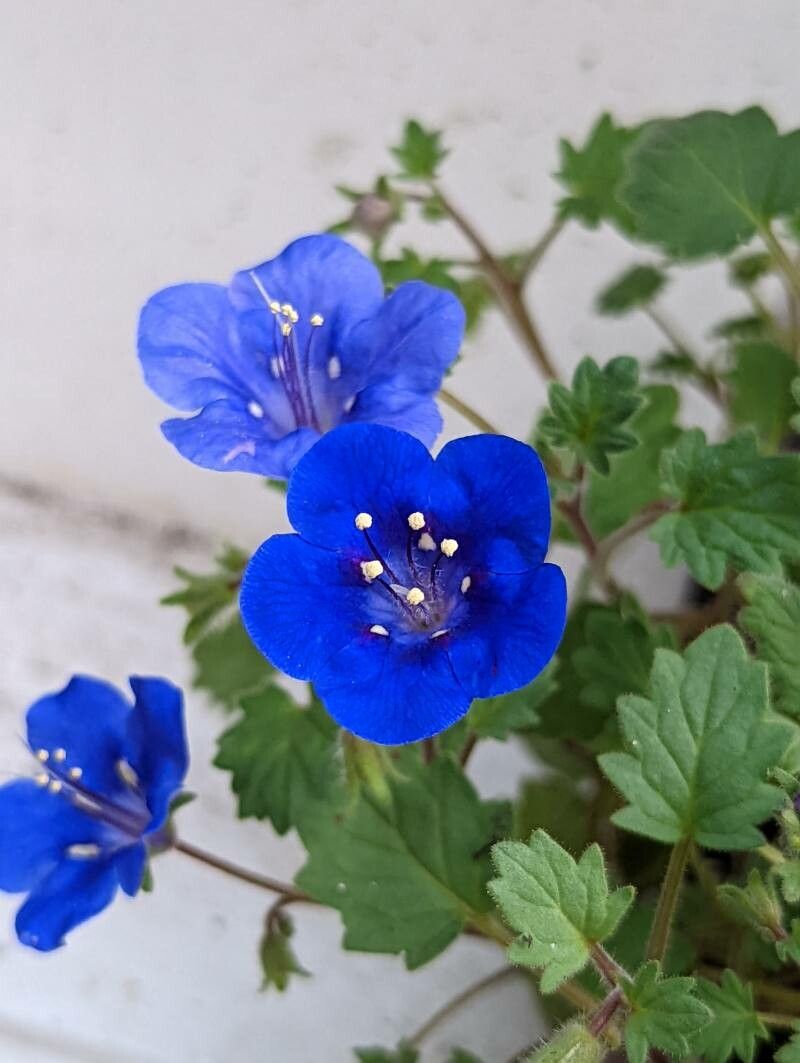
{"left": 596, "top": 265, "right": 667, "bottom": 316}
{"left": 540, "top": 356, "right": 643, "bottom": 475}
{"left": 712, "top": 315, "right": 771, "bottom": 341}
{"left": 728, "top": 342, "right": 797, "bottom": 448}
{"left": 776, "top": 918, "right": 800, "bottom": 965}
{"left": 600, "top": 625, "right": 792, "bottom": 848}
{"left": 791, "top": 377, "right": 800, "bottom": 431}
{"left": 447, "top": 1052, "right": 484, "bottom": 1063}
{"left": 650, "top": 429, "right": 800, "bottom": 590}
{"left": 379, "top": 248, "right": 491, "bottom": 333}
{"left": 192, "top": 618, "right": 273, "bottom": 710}
{"left": 161, "top": 545, "right": 248, "bottom": 644}
{"left": 259, "top": 911, "right": 309, "bottom": 992}
{"left": 214, "top": 688, "right": 340, "bottom": 835}
{"left": 739, "top": 574, "right": 800, "bottom": 719}
{"left": 489, "top": 830, "right": 635, "bottom": 993}
{"left": 730, "top": 252, "right": 774, "bottom": 286}
{"left": 298, "top": 758, "right": 495, "bottom": 970}
{"left": 514, "top": 776, "right": 589, "bottom": 857}
{"left": 526, "top": 1023, "right": 601, "bottom": 1062}
{"left": 467, "top": 661, "right": 558, "bottom": 739}
{"left": 391, "top": 119, "right": 447, "bottom": 179}
{"left": 620, "top": 107, "right": 800, "bottom": 258}
{"left": 585, "top": 385, "right": 681, "bottom": 538}
{"left": 776, "top": 1025, "right": 800, "bottom": 1062}
{"left": 556, "top": 114, "right": 639, "bottom": 232}
{"left": 692, "top": 971, "right": 769, "bottom": 1063}
{"left": 622, "top": 962, "right": 710, "bottom": 1063}
{"left": 776, "top": 861, "right": 800, "bottom": 904}
{"left": 718, "top": 868, "right": 785, "bottom": 940}
{"left": 355, "top": 1046, "right": 418, "bottom": 1063}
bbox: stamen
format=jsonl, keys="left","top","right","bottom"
{"left": 53, "top": 748, "right": 67, "bottom": 762}
{"left": 280, "top": 322, "right": 292, "bottom": 337}
{"left": 34, "top": 772, "right": 49, "bottom": 787}
{"left": 67, "top": 843, "right": 101, "bottom": 859}
{"left": 369, "top": 624, "right": 389, "bottom": 637}
{"left": 269, "top": 357, "right": 282, "bottom": 379}
{"left": 440, "top": 539, "right": 459, "bottom": 557}
{"left": 247, "top": 400, "right": 264, "bottom": 418}
{"left": 361, "top": 559, "right": 384, "bottom": 582}
{"left": 406, "top": 588, "right": 425, "bottom": 606}
{"left": 48, "top": 779, "right": 63, "bottom": 794}
{"left": 310, "top": 313, "right": 324, "bottom": 326}
{"left": 327, "top": 356, "right": 342, "bottom": 380}
{"left": 355, "top": 512, "right": 373, "bottom": 530}
{"left": 407, "top": 512, "right": 425, "bottom": 531}
{"left": 68, "top": 766, "right": 83, "bottom": 780}
{"left": 431, "top": 629, "right": 449, "bottom": 639}
{"left": 418, "top": 532, "right": 436, "bottom": 552}
{"left": 35, "top": 748, "right": 49, "bottom": 762}
{"left": 461, "top": 575, "right": 472, "bottom": 594}
{"left": 268, "top": 300, "right": 281, "bottom": 314}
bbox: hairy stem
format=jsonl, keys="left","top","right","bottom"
{"left": 587, "top": 986, "right": 624, "bottom": 1038}
{"left": 517, "top": 216, "right": 568, "bottom": 282}
{"left": 644, "top": 305, "right": 722, "bottom": 405}
{"left": 590, "top": 943, "right": 629, "bottom": 986}
{"left": 408, "top": 967, "right": 518, "bottom": 1047}
{"left": 759, "top": 1011, "right": 799, "bottom": 1031}
{"left": 438, "top": 386, "right": 500, "bottom": 434}
{"left": 175, "top": 838, "right": 312, "bottom": 904}
{"left": 646, "top": 837, "right": 691, "bottom": 961}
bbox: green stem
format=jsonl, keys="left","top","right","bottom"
{"left": 759, "top": 1011, "right": 798, "bottom": 1031}
{"left": 587, "top": 986, "right": 625, "bottom": 1038}
{"left": 408, "top": 966, "right": 518, "bottom": 1048}
{"left": 762, "top": 222, "right": 800, "bottom": 303}
{"left": 644, "top": 305, "right": 723, "bottom": 405}
{"left": 517, "top": 215, "right": 567, "bottom": 282}
{"left": 438, "top": 386, "right": 500, "bottom": 434}
{"left": 174, "top": 838, "right": 312, "bottom": 904}
{"left": 758, "top": 843, "right": 786, "bottom": 866}
{"left": 646, "top": 837, "right": 691, "bottom": 961}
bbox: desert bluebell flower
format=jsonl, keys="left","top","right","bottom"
{"left": 241, "top": 424, "right": 567, "bottom": 744}
{"left": 138, "top": 234, "right": 464, "bottom": 478}
{"left": 0, "top": 676, "right": 188, "bottom": 951}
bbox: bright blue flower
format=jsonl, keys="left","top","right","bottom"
{"left": 0, "top": 676, "right": 188, "bottom": 951}
{"left": 137, "top": 234, "right": 465, "bottom": 479}
{"left": 241, "top": 424, "right": 567, "bottom": 744}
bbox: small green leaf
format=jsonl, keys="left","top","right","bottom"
{"left": 712, "top": 315, "right": 771, "bottom": 341}
{"left": 489, "top": 830, "right": 635, "bottom": 993}
{"left": 791, "top": 377, "right": 800, "bottom": 431}
{"left": 730, "top": 252, "right": 774, "bottom": 286}
{"left": 556, "top": 114, "right": 639, "bottom": 232}
{"left": 192, "top": 618, "right": 273, "bottom": 710}
{"left": 467, "top": 662, "right": 558, "bottom": 739}
{"left": 776, "top": 1025, "right": 800, "bottom": 1061}
{"left": 391, "top": 119, "right": 447, "bottom": 179}
{"left": 596, "top": 265, "right": 667, "bottom": 316}
{"left": 539, "top": 356, "right": 643, "bottom": 474}
{"left": 718, "top": 869, "right": 785, "bottom": 941}
{"left": 259, "top": 911, "right": 309, "bottom": 992}
{"left": 379, "top": 248, "right": 491, "bottom": 332}
{"left": 161, "top": 545, "right": 248, "bottom": 644}
{"left": 622, "top": 962, "right": 710, "bottom": 1063}
{"left": 739, "top": 574, "right": 800, "bottom": 719}
{"left": 650, "top": 429, "right": 800, "bottom": 590}
{"left": 776, "top": 861, "right": 800, "bottom": 904}
{"left": 355, "top": 1046, "right": 418, "bottom": 1063}
{"left": 691, "top": 970, "right": 769, "bottom": 1063}
{"left": 600, "top": 625, "right": 792, "bottom": 848}
{"left": 526, "top": 1023, "right": 601, "bottom": 1062}
{"left": 776, "top": 918, "right": 800, "bottom": 965}
{"left": 214, "top": 688, "right": 340, "bottom": 835}
{"left": 728, "top": 342, "right": 797, "bottom": 448}
{"left": 298, "top": 759, "right": 495, "bottom": 970}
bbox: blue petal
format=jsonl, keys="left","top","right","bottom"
{"left": 162, "top": 399, "right": 319, "bottom": 478}
{"left": 344, "top": 386, "right": 443, "bottom": 448}
{"left": 124, "top": 678, "right": 188, "bottom": 832}
{"left": 287, "top": 424, "right": 434, "bottom": 552}
{"left": 430, "top": 434, "right": 552, "bottom": 571}
{"left": 15, "top": 857, "right": 120, "bottom": 951}
{"left": 241, "top": 534, "right": 368, "bottom": 680}
{"left": 314, "top": 636, "right": 471, "bottom": 745}
{"left": 0, "top": 780, "right": 102, "bottom": 893}
{"left": 115, "top": 842, "right": 148, "bottom": 897}
{"left": 346, "top": 280, "right": 464, "bottom": 392}
{"left": 447, "top": 563, "right": 567, "bottom": 698}
{"left": 26, "top": 677, "right": 130, "bottom": 799}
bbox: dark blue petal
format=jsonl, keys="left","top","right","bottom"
{"left": 344, "top": 386, "right": 443, "bottom": 448}
{"left": 314, "top": 636, "right": 470, "bottom": 745}
{"left": 26, "top": 677, "right": 130, "bottom": 799}
{"left": 15, "top": 857, "right": 120, "bottom": 951}
{"left": 241, "top": 534, "right": 368, "bottom": 681}
{"left": 287, "top": 424, "right": 433, "bottom": 552}
{"left": 447, "top": 563, "right": 567, "bottom": 698}
{"left": 0, "top": 780, "right": 102, "bottom": 893}
{"left": 430, "top": 434, "right": 552, "bottom": 571}
{"left": 124, "top": 678, "right": 188, "bottom": 832}
{"left": 346, "top": 280, "right": 464, "bottom": 392}
{"left": 115, "top": 842, "right": 147, "bottom": 897}
{"left": 162, "top": 399, "right": 319, "bottom": 478}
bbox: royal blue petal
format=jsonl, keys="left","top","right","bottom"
{"left": 447, "top": 563, "right": 567, "bottom": 698}
{"left": 0, "top": 780, "right": 103, "bottom": 893}
{"left": 430, "top": 434, "right": 552, "bottom": 571}
{"left": 162, "top": 399, "right": 319, "bottom": 478}
{"left": 124, "top": 678, "right": 188, "bottom": 832}
{"left": 314, "top": 636, "right": 471, "bottom": 745}
{"left": 287, "top": 423, "right": 434, "bottom": 552}
{"left": 346, "top": 280, "right": 464, "bottom": 392}
{"left": 115, "top": 842, "right": 148, "bottom": 897}
{"left": 26, "top": 677, "right": 130, "bottom": 799}
{"left": 344, "top": 386, "right": 443, "bottom": 448}
{"left": 241, "top": 534, "right": 368, "bottom": 680}
{"left": 15, "top": 857, "right": 120, "bottom": 951}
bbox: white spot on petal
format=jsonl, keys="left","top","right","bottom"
{"left": 418, "top": 532, "right": 436, "bottom": 552}
{"left": 369, "top": 624, "right": 389, "bottom": 637}
{"left": 222, "top": 441, "right": 256, "bottom": 464}
{"left": 431, "top": 629, "right": 449, "bottom": 640}
{"left": 461, "top": 575, "right": 472, "bottom": 594}
{"left": 67, "top": 843, "right": 101, "bottom": 859}
{"left": 327, "top": 355, "right": 342, "bottom": 380}
{"left": 343, "top": 396, "right": 356, "bottom": 413}
{"left": 270, "top": 357, "right": 282, "bottom": 379}
{"left": 117, "top": 759, "right": 139, "bottom": 788}
{"left": 247, "top": 400, "right": 264, "bottom": 418}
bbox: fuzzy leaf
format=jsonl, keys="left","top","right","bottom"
{"left": 298, "top": 759, "right": 494, "bottom": 970}
{"left": 556, "top": 114, "right": 639, "bottom": 231}
{"left": 739, "top": 574, "right": 800, "bottom": 719}
{"left": 161, "top": 545, "right": 248, "bottom": 644}
{"left": 526, "top": 1023, "right": 601, "bottom": 1062}
{"left": 728, "top": 342, "right": 797, "bottom": 448}
{"left": 600, "top": 625, "right": 792, "bottom": 848}
{"left": 391, "top": 119, "right": 447, "bottom": 178}
{"left": 776, "top": 861, "right": 800, "bottom": 905}
{"left": 192, "top": 618, "right": 273, "bottom": 710}
{"left": 622, "top": 962, "right": 710, "bottom": 1063}
{"left": 447, "top": 1052, "right": 484, "bottom": 1063}
{"left": 259, "top": 911, "right": 309, "bottom": 992}
{"left": 691, "top": 971, "right": 769, "bottom": 1063}
{"left": 718, "top": 869, "right": 785, "bottom": 941}
{"left": 214, "top": 689, "right": 340, "bottom": 835}
{"left": 540, "top": 356, "right": 643, "bottom": 474}
{"left": 776, "top": 1026, "right": 800, "bottom": 1062}
{"left": 650, "top": 429, "right": 800, "bottom": 590}
{"left": 596, "top": 264, "right": 667, "bottom": 316}
{"left": 489, "top": 830, "right": 635, "bottom": 992}
{"left": 355, "top": 1047, "right": 418, "bottom": 1063}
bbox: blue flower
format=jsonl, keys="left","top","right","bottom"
{"left": 137, "top": 234, "right": 465, "bottom": 479}
{"left": 0, "top": 676, "right": 188, "bottom": 951}
{"left": 240, "top": 424, "right": 567, "bottom": 744}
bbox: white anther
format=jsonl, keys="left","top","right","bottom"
{"left": 34, "top": 772, "right": 49, "bottom": 787}
{"left": 117, "top": 759, "right": 139, "bottom": 788}
{"left": 68, "top": 766, "right": 83, "bottom": 780}
{"left": 406, "top": 587, "right": 425, "bottom": 606}
{"left": 460, "top": 575, "right": 472, "bottom": 594}
{"left": 67, "top": 843, "right": 101, "bottom": 859}
{"left": 35, "top": 748, "right": 49, "bottom": 762}
{"left": 355, "top": 512, "right": 373, "bottom": 530}
{"left": 269, "top": 357, "right": 282, "bottom": 379}
{"left": 288, "top": 308, "right": 299, "bottom": 324}
{"left": 327, "top": 355, "right": 342, "bottom": 380}
{"left": 280, "top": 303, "right": 294, "bottom": 317}
{"left": 53, "top": 748, "right": 67, "bottom": 763}
{"left": 418, "top": 532, "right": 436, "bottom": 551}
{"left": 440, "top": 538, "right": 459, "bottom": 558}
{"left": 280, "top": 322, "right": 292, "bottom": 337}
{"left": 431, "top": 629, "right": 449, "bottom": 639}
{"left": 369, "top": 624, "right": 389, "bottom": 637}
{"left": 310, "top": 313, "right": 324, "bottom": 326}
{"left": 48, "top": 779, "right": 63, "bottom": 794}
{"left": 247, "top": 400, "right": 264, "bottom": 418}
{"left": 268, "top": 300, "right": 281, "bottom": 314}
{"left": 361, "top": 559, "right": 384, "bottom": 582}
{"left": 407, "top": 512, "right": 425, "bottom": 531}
